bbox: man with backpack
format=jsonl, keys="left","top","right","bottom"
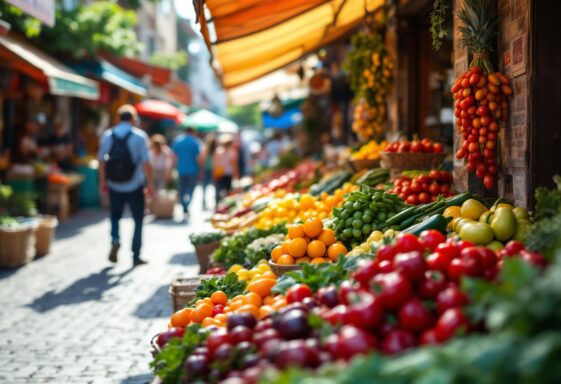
{"left": 98, "top": 105, "right": 153, "bottom": 266}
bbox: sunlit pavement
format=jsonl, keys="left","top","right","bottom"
{"left": 0, "top": 186, "right": 215, "bottom": 383}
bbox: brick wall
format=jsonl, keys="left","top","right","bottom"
{"left": 453, "top": 0, "right": 531, "bottom": 207}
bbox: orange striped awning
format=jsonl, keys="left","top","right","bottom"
{"left": 194, "top": 0, "right": 383, "bottom": 89}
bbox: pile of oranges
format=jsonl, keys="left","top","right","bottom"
{"left": 255, "top": 183, "right": 359, "bottom": 230}
{"left": 167, "top": 266, "right": 285, "bottom": 329}
{"left": 270, "top": 218, "right": 348, "bottom": 265}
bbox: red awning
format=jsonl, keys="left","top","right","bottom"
{"left": 135, "top": 99, "right": 185, "bottom": 123}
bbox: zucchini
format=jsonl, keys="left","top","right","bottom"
{"left": 443, "top": 192, "right": 472, "bottom": 207}
{"left": 385, "top": 206, "right": 416, "bottom": 227}
{"left": 402, "top": 214, "right": 450, "bottom": 235}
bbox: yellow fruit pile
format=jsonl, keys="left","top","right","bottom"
{"left": 229, "top": 259, "right": 276, "bottom": 284}
{"left": 270, "top": 219, "right": 348, "bottom": 265}
{"left": 255, "top": 183, "right": 359, "bottom": 229}
{"left": 351, "top": 139, "right": 388, "bottom": 160}
{"left": 347, "top": 229, "right": 399, "bottom": 256}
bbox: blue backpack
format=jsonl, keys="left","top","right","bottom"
{"left": 104, "top": 131, "right": 136, "bottom": 182}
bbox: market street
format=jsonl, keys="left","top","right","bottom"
{"left": 0, "top": 188, "right": 213, "bottom": 384}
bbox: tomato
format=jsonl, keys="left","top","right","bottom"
{"left": 440, "top": 184, "right": 450, "bottom": 194}
{"left": 433, "top": 143, "right": 443, "bottom": 153}
{"left": 336, "top": 326, "right": 377, "bottom": 360}
{"left": 436, "top": 286, "right": 469, "bottom": 314}
{"left": 419, "top": 328, "right": 439, "bottom": 345}
{"left": 377, "top": 244, "right": 396, "bottom": 261}
{"left": 426, "top": 252, "right": 452, "bottom": 273}
{"left": 410, "top": 182, "right": 422, "bottom": 193}
{"left": 344, "top": 292, "right": 384, "bottom": 329}
{"left": 406, "top": 194, "right": 419, "bottom": 205}
{"left": 338, "top": 280, "right": 359, "bottom": 305}
{"left": 401, "top": 186, "right": 412, "bottom": 196}
{"left": 380, "top": 329, "right": 417, "bottom": 355}
{"left": 418, "top": 192, "right": 430, "bottom": 204}
{"left": 419, "top": 270, "right": 447, "bottom": 299}
{"left": 394, "top": 233, "right": 423, "bottom": 254}
{"left": 419, "top": 230, "right": 447, "bottom": 252}
{"left": 410, "top": 141, "right": 423, "bottom": 153}
{"left": 393, "top": 251, "right": 426, "bottom": 282}
{"left": 378, "top": 260, "right": 394, "bottom": 273}
{"left": 417, "top": 175, "right": 430, "bottom": 184}
{"left": 230, "top": 325, "right": 253, "bottom": 344}
{"left": 435, "top": 308, "right": 469, "bottom": 342}
{"left": 372, "top": 272, "right": 412, "bottom": 310}
{"left": 429, "top": 183, "right": 441, "bottom": 196}
{"left": 435, "top": 242, "right": 460, "bottom": 260}
{"left": 212, "top": 304, "right": 225, "bottom": 316}
{"left": 324, "top": 305, "right": 349, "bottom": 326}
{"left": 429, "top": 170, "right": 441, "bottom": 180}
{"left": 520, "top": 250, "right": 548, "bottom": 268}
{"left": 286, "top": 284, "right": 313, "bottom": 304}
{"left": 483, "top": 174, "right": 495, "bottom": 189}
{"left": 422, "top": 142, "right": 434, "bottom": 153}
{"left": 448, "top": 255, "right": 482, "bottom": 281}
{"left": 398, "top": 142, "right": 411, "bottom": 152}
{"left": 462, "top": 246, "right": 497, "bottom": 270}
{"left": 352, "top": 260, "right": 379, "bottom": 288}
{"left": 504, "top": 240, "right": 524, "bottom": 256}
{"left": 398, "top": 298, "right": 433, "bottom": 332}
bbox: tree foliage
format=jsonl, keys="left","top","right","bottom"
{"left": 0, "top": 1, "right": 143, "bottom": 58}
{"left": 149, "top": 51, "right": 188, "bottom": 70}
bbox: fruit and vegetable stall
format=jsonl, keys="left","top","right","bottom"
{"left": 148, "top": 1, "right": 561, "bottom": 383}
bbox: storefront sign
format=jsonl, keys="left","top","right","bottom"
{"left": 6, "top": 0, "right": 55, "bottom": 27}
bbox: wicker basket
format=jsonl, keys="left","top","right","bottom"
{"left": 0, "top": 220, "right": 38, "bottom": 267}
{"left": 349, "top": 158, "right": 381, "bottom": 172}
{"left": 35, "top": 215, "right": 58, "bottom": 257}
{"left": 169, "top": 275, "right": 213, "bottom": 313}
{"left": 268, "top": 260, "right": 302, "bottom": 277}
{"left": 380, "top": 152, "right": 446, "bottom": 172}
{"left": 194, "top": 240, "right": 221, "bottom": 274}
{"left": 152, "top": 190, "right": 177, "bottom": 219}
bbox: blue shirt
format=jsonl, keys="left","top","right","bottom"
{"left": 98, "top": 122, "right": 151, "bottom": 193}
{"left": 172, "top": 134, "right": 201, "bottom": 176}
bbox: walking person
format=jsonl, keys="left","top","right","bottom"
{"left": 98, "top": 105, "right": 153, "bottom": 266}
{"left": 213, "top": 134, "right": 239, "bottom": 206}
{"left": 150, "top": 134, "right": 173, "bottom": 192}
{"left": 171, "top": 126, "right": 202, "bottom": 219}
{"left": 201, "top": 134, "right": 217, "bottom": 210}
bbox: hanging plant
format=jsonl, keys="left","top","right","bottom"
{"left": 453, "top": 0, "right": 513, "bottom": 189}
{"left": 344, "top": 30, "right": 394, "bottom": 140}
{"left": 430, "top": 0, "right": 449, "bottom": 51}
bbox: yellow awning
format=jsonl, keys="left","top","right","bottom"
{"left": 197, "top": 0, "right": 383, "bottom": 89}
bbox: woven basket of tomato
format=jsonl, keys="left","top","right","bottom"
{"left": 381, "top": 139, "right": 445, "bottom": 172}
{"left": 169, "top": 275, "right": 213, "bottom": 313}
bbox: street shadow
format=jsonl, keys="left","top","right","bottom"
{"left": 54, "top": 209, "right": 107, "bottom": 240}
{"left": 120, "top": 373, "right": 153, "bottom": 384}
{"left": 0, "top": 267, "right": 20, "bottom": 279}
{"left": 132, "top": 284, "right": 171, "bottom": 319}
{"left": 26, "top": 266, "right": 133, "bottom": 312}
{"left": 169, "top": 251, "right": 197, "bottom": 266}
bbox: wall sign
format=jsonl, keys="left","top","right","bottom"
{"left": 511, "top": 34, "right": 527, "bottom": 77}
{"left": 6, "top": 0, "right": 55, "bottom": 27}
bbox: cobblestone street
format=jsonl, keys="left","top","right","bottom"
{"left": 0, "top": 188, "right": 213, "bottom": 383}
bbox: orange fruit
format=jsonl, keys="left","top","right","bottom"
{"left": 271, "top": 246, "right": 283, "bottom": 262}
{"left": 287, "top": 224, "right": 305, "bottom": 239}
{"left": 261, "top": 271, "right": 277, "bottom": 279}
{"left": 229, "top": 300, "right": 245, "bottom": 311}
{"left": 244, "top": 292, "right": 262, "bottom": 307}
{"left": 277, "top": 254, "right": 295, "bottom": 265}
{"left": 170, "top": 308, "right": 192, "bottom": 327}
{"left": 327, "top": 243, "right": 348, "bottom": 260}
{"left": 288, "top": 238, "right": 307, "bottom": 257}
{"left": 259, "top": 305, "right": 274, "bottom": 319}
{"left": 201, "top": 317, "right": 217, "bottom": 327}
{"left": 303, "top": 218, "right": 323, "bottom": 238}
{"left": 281, "top": 241, "right": 291, "bottom": 254}
{"left": 311, "top": 257, "right": 328, "bottom": 264}
{"left": 272, "top": 298, "right": 287, "bottom": 310}
{"left": 231, "top": 295, "right": 246, "bottom": 303}
{"left": 211, "top": 291, "right": 228, "bottom": 305}
{"left": 247, "top": 278, "right": 277, "bottom": 298}
{"left": 325, "top": 196, "right": 338, "bottom": 207}
{"left": 299, "top": 194, "right": 315, "bottom": 210}
{"left": 317, "top": 228, "right": 336, "bottom": 246}
{"left": 307, "top": 240, "right": 326, "bottom": 258}
{"left": 237, "top": 304, "right": 260, "bottom": 319}
{"left": 190, "top": 303, "right": 213, "bottom": 323}
{"left": 214, "top": 314, "right": 227, "bottom": 322}
{"left": 295, "top": 256, "right": 311, "bottom": 264}
{"left": 263, "top": 296, "right": 275, "bottom": 306}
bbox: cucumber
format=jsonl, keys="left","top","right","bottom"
{"left": 443, "top": 192, "right": 472, "bottom": 207}
{"left": 384, "top": 206, "right": 416, "bottom": 227}
{"left": 402, "top": 214, "right": 450, "bottom": 235}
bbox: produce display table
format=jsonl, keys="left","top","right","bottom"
{"left": 47, "top": 175, "right": 84, "bottom": 220}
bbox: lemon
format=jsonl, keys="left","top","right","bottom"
{"left": 229, "top": 264, "right": 243, "bottom": 273}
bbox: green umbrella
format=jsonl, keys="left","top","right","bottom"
{"left": 180, "top": 109, "right": 238, "bottom": 133}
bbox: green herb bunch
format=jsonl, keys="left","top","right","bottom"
{"left": 193, "top": 273, "right": 247, "bottom": 303}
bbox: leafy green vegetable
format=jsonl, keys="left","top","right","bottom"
{"left": 272, "top": 255, "right": 369, "bottom": 294}
{"left": 193, "top": 273, "right": 246, "bottom": 303}
{"left": 268, "top": 253, "right": 561, "bottom": 384}
{"left": 525, "top": 175, "right": 561, "bottom": 258}
{"left": 188, "top": 231, "right": 224, "bottom": 245}
{"left": 245, "top": 233, "right": 285, "bottom": 266}
{"left": 150, "top": 324, "right": 208, "bottom": 384}
{"left": 212, "top": 223, "right": 287, "bottom": 268}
